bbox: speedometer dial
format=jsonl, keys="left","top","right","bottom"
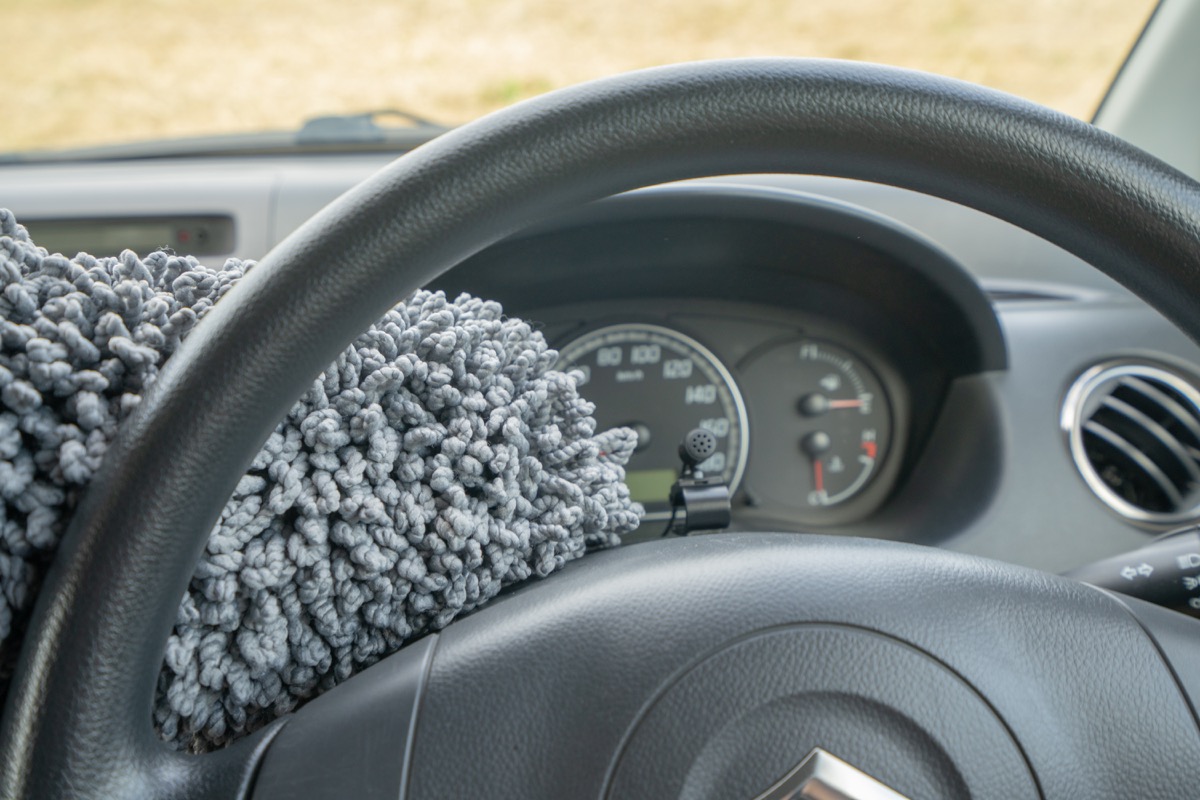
{"left": 559, "top": 324, "right": 748, "bottom": 518}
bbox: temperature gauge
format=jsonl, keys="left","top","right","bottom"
{"left": 743, "top": 339, "right": 892, "bottom": 512}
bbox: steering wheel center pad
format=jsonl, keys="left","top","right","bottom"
{"left": 7, "top": 59, "right": 1200, "bottom": 798}
{"left": 403, "top": 534, "right": 1200, "bottom": 797}
{"left": 607, "top": 625, "right": 1029, "bottom": 797}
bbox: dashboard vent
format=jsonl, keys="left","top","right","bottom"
{"left": 1063, "top": 361, "right": 1200, "bottom": 525}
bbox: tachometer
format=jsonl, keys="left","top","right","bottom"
{"left": 559, "top": 324, "right": 748, "bottom": 518}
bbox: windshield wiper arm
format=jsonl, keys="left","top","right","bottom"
{"left": 296, "top": 109, "right": 444, "bottom": 145}
{"left": 0, "top": 109, "right": 451, "bottom": 164}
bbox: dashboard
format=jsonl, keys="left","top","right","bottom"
{"left": 6, "top": 154, "right": 1200, "bottom": 573}
{"left": 433, "top": 183, "right": 1007, "bottom": 542}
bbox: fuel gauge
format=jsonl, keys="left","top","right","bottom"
{"left": 743, "top": 339, "right": 892, "bottom": 513}
{"left": 793, "top": 341, "right": 889, "bottom": 506}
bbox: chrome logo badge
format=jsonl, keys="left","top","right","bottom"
{"left": 753, "top": 748, "right": 911, "bottom": 800}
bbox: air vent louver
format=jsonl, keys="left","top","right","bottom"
{"left": 1064, "top": 361, "right": 1200, "bottom": 525}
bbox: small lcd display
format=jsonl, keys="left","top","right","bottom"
{"left": 22, "top": 215, "right": 235, "bottom": 258}
{"left": 624, "top": 468, "right": 678, "bottom": 505}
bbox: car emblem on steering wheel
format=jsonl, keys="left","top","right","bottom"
{"left": 753, "top": 748, "right": 911, "bottom": 800}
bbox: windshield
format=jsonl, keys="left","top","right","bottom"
{"left": 6, "top": 0, "right": 1158, "bottom": 156}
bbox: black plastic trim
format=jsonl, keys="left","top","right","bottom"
{"left": 438, "top": 183, "right": 1008, "bottom": 377}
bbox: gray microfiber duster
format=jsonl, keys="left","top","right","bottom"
{"left": 0, "top": 209, "right": 642, "bottom": 751}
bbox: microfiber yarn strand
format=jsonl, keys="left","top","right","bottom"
{"left": 0, "top": 209, "right": 643, "bottom": 752}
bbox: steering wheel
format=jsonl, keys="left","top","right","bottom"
{"left": 5, "top": 59, "right": 1200, "bottom": 799}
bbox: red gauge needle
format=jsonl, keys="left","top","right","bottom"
{"left": 813, "top": 458, "right": 825, "bottom": 493}
{"left": 827, "top": 399, "right": 864, "bottom": 409}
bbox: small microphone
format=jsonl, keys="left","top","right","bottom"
{"left": 666, "top": 428, "right": 731, "bottom": 536}
{"left": 679, "top": 428, "right": 718, "bottom": 473}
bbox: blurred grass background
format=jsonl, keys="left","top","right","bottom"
{"left": 4, "top": 0, "right": 1157, "bottom": 153}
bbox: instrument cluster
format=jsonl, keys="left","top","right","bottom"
{"left": 559, "top": 322, "right": 897, "bottom": 533}
{"left": 433, "top": 181, "right": 1007, "bottom": 541}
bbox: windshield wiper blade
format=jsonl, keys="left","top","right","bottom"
{"left": 0, "top": 109, "right": 451, "bottom": 164}
{"left": 296, "top": 109, "right": 444, "bottom": 144}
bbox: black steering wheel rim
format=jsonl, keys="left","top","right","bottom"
{"left": 5, "top": 58, "right": 1200, "bottom": 798}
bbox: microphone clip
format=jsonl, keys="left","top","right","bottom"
{"left": 665, "top": 429, "right": 733, "bottom": 536}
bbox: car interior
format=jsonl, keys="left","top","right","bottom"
{"left": 5, "top": 1, "right": 1200, "bottom": 798}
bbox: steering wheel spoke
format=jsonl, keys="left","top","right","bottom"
{"left": 251, "top": 635, "right": 435, "bottom": 799}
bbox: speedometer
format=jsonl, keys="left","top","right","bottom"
{"left": 558, "top": 324, "right": 749, "bottom": 518}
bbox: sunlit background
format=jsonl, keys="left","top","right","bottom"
{"left": 5, "top": 0, "right": 1158, "bottom": 153}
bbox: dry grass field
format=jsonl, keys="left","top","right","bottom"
{"left": 4, "top": 0, "right": 1158, "bottom": 153}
